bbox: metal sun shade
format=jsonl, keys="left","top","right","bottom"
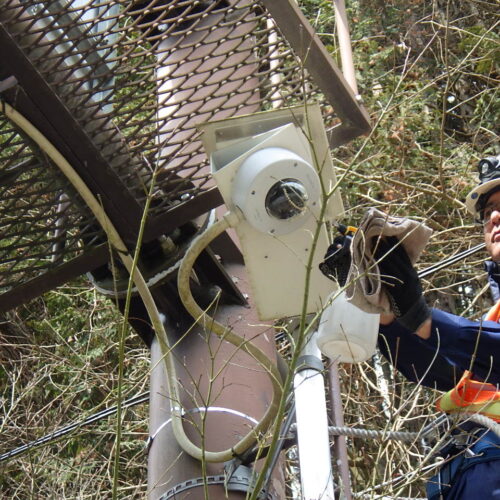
{"left": 0, "top": 0, "right": 370, "bottom": 313}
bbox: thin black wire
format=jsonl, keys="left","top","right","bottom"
{"left": 261, "top": 402, "right": 297, "bottom": 497}
{"left": 418, "top": 242, "right": 485, "bottom": 279}
{"left": 0, "top": 391, "right": 149, "bottom": 463}
{"left": 0, "top": 243, "right": 487, "bottom": 463}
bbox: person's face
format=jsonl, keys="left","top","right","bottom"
{"left": 483, "top": 190, "right": 500, "bottom": 261}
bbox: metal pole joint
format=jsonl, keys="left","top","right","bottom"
{"left": 296, "top": 354, "right": 324, "bottom": 373}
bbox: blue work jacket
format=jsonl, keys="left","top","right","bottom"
{"left": 379, "top": 308, "right": 500, "bottom": 391}
{"left": 378, "top": 284, "right": 500, "bottom": 499}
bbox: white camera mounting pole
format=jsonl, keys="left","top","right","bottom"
{"left": 294, "top": 331, "right": 335, "bottom": 500}
{"left": 200, "top": 104, "right": 343, "bottom": 320}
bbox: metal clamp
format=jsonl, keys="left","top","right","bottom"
{"left": 145, "top": 406, "right": 259, "bottom": 453}
{"left": 159, "top": 465, "right": 277, "bottom": 500}
{"left": 296, "top": 354, "right": 324, "bottom": 373}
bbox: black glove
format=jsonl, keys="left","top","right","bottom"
{"left": 374, "top": 236, "right": 431, "bottom": 332}
{"left": 319, "top": 233, "right": 352, "bottom": 286}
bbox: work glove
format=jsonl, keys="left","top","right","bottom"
{"left": 374, "top": 236, "right": 431, "bottom": 332}
{"left": 319, "top": 230, "right": 353, "bottom": 286}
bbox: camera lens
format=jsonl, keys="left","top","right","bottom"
{"left": 265, "top": 178, "right": 309, "bottom": 220}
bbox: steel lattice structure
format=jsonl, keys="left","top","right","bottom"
{"left": 0, "top": 0, "right": 370, "bottom": 312}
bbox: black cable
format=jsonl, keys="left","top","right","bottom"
{"left": 261, "top": 402, "right": 297, "bottom": 497}
{"left": 0, "top": 391, "right": 149, "bottom": 463}
{"left": 418, "top": 242, "right": 485, "bottom": 279}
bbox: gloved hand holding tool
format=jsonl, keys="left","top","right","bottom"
{"left": 319, "top": 224, "right": 356, "bottom": 286}
{"left": 374, "top": 236, "right": 431, "bottom": 332}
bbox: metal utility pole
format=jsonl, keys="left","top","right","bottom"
{"left": 148, "top": 258, "right": 285, "bottom": 499}
{"left": 146, "top": 5, "right": 281, "bottom": 496}
{"left": 328, "top": 362, "right": 353, "bottom": 500}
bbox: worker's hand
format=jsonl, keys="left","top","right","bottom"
{"left": 319, "top": 234, "right": 352, "bottom": 286}
{"left": 374, "top": 236, "right": 431, "bottom": 332}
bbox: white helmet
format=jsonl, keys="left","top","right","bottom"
{"left": 465, "top": 155, "right": 500, "bottom": 219}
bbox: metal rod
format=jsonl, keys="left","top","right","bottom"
{"left": 333, "top": 0, "right": 359, "bottom": 97}
{"left": 328, "top": 360, "right": 353, "bottom": 500}
{"left": 418, "top": 242, "right": 485, "bottom": 279}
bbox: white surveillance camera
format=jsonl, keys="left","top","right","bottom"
{"left": 199, "top": 104, "right": 343, "bottom": 320}
{"left": 232, "top": 146, "right": 321, "bottom": 235}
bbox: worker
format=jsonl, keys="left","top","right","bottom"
{"left": 376, "top": 155, "right": 500, "bottom": 499}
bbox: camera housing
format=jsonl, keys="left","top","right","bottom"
{"left": 200, "top": 105, "right": 343, "bottom": 320}
{"left": 231, "top": 145, "right": 321, "bottom": 236}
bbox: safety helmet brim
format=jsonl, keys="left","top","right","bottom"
{"left": 466, "top": 177, "right": 500, "bottom": 218}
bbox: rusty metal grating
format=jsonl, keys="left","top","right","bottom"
{"left": 0, "top": 0, "right": 370, "bottom": 311}
{"left": 0, "top": 114, "right": 107, "bottom": 285}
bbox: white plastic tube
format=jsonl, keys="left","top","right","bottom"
{"left": 294, "top": 334, "right": 335, "bottom": 500}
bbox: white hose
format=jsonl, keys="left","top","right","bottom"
{"left": 1, "top": 100, "right": 282, "bottom": 463}
{"left": 176, "top": 213, "right": 284, "bottom": 461}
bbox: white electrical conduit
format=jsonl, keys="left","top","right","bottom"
{"left": 1, "top": 101, "right": 282, "bottom": 463}
{"left": 293, "top": 336, "right": 335, "bottom": 500}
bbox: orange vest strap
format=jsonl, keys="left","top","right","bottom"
{"left": 447, "top": 371, "right": 500, "bottom": 407}
{"left": 436, "top": 371, "right": 500, "bottom": 422}
{"left": 485, "top": 300, "right": 500, "bottom": 322}
{"left": 436, "top": 299, "right": 500, "bottom": 421}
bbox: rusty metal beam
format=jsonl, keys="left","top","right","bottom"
{"left": 0, "top": 245, "right": 109, "bottom": 314}
{"left": 0, "top": 187, "right": 227, "bottom": 313}
{"left": 0, "top": 22, "right": 144, "bottom": 245}
{"left": 260, "top": 0, "right": 371, "bottom": 146}
{"left": 143, "top": 187, "right": 224, "bottom": 242}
